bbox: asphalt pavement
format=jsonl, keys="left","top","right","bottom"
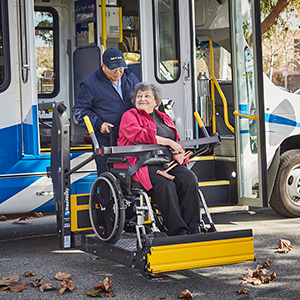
{"left": 0, "top": 207, "right": 299, "bottom": 299}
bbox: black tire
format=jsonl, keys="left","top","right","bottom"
{"left": 270, "top": 149, "right": 300, "bottom": 217}
{"left": 89, "top": 172, "right": 125, "bottom": 243}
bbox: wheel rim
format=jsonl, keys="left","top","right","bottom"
{"left": 89, "top": 176, "right": 120, "bottom": 242}
{"left": 286, "top": 167, "right": 300, "bottom": 206}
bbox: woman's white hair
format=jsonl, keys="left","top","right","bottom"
{"left": 131, "top": 82, "right": 162, "bottom": 107}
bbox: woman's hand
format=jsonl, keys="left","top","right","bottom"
{"left": 172, "top": 152, "right": 185, "bottom": 165}
{"left": 155, "top": 136, "right": 185, "bottom": 164}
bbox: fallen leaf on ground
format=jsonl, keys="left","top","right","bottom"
{"left": 178, "top": 289, "right": 193, "bottom": 299}
{"left": 89, "top": 256, "right": 101, "bottom": 260}
{"left": 0, "top": 273, "right": 20, "bottom": 286}
{"left": 29, "top": 278, "right": 49, "bottom": 288}
{"left": 55, "top": 271, "right": 71, "bottom": 281}
{"left": 241, "top": 267, "right": 276, "bottom": 285}
{"left": 105, "top": 292, "right": 116, "bottom": 297}
{"left": 277, "top": 239, "right": 292, "bottom": 253}
{"left": 10, "top": 283, "right": 28, "bottom": 293}
{"left": 0, "top": 215, "right": 7, "bottom": 221}
{"left": 154, "top": 272, "right": 166, "bottom": 278}
{"left": 59, "top": 280, "right": 74, "bottom": 295}
{"left": 94, "top": 276, "right": 113, "bottom": 293}
{"left": 39, "top": 282, "right": 58, "bottom": 293}
{"left": 86, "top": 289, "right": 101, "bottom": 297}
{"left": 34, "top": 212, "right": 43, "bottom": 218}
{"left": 12, "top": 216, "right": 28, "bottom": 224}
{"left": 24, "top": 271, "right": 36, "bottom": 277}
{"left": 236, "top": 288, "right": 250, "bottom": 294}
{"left": 90, "top": 277, "right": 116, "bottom": 297}
{"left": 256, "top": 258, "right": 272, "bottom": 269}
{"left": 0, "top": 286, "right": 10, "bottom": 291}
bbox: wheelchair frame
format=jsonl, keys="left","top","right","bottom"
{"left": 49, "top": 102, "right": 255, "bottom": 278}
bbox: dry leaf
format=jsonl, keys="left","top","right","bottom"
{"left": 178, "top": 289, "right": 193, "bottom": 299}
{"left": 105, "top": 292, "right": 116, "bottom": 297}
{"left": 102, "top": 277, "right": 113, "bottom": 292}
{"left": 0, "top": 215, "right": 7, "bottom": 221}
{"left": 93, "top": 283, "right": 105, "bottom": 290}
{"left": 55, "top": 271, "right": 71, "bottom": 281}
{"left": 270, "top": 272, "right": 276, "bottom": 281}
{"left": 277, "top": 239, "right": 292, "bottom": 253}
{"left": 256, "top": 258, "right": 272, "bottom": 269}
{"left": 24, "top": 271, "right": 36, "bottom": 277}
{"left": 241, "top": 267, "right": 276, "bottom": 285}
{"left": 154, "top": 272, "right": 166, "bottom": 278}
{"left": 0, "top": 273, "right": 20, "bottom": 286}
{"left": 89, "top": 256, "right": 101, "bottom": 260}
{"left": 86, "top": 289, "right": 101, "bottom": 297}
{"left": 10, "top": 283, "right": 28, "bottom": 293}
{"left": 29, "top": 278, "right": 47, "bottom": 287}
{"left": 0, "top": 286, "right": 10, "bottom": 291}
{"left": 236, "top": 288, "right": 250, "bottom": 294}
{"left": 39, "top": 282, "right": 57, "bottom": 293}
{"left": 34, "top": 212, "right": 43, "bottom": 218}
{"left": 59, "top": 280, "right": 74, "bottom": 295}
{"left": 12, "top": 216, "right": 27, "bottom": 224}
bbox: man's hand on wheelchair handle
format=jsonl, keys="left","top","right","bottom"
{"left": 101, "top": 122, "right": 114, "bottom": 134}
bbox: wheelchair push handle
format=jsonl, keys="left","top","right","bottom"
{"left": 83, "top": 115, "right": 100, "bottom": 150}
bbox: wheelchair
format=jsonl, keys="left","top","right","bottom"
{"left": 88, "top": 130, "right": 217, "bottom": 249}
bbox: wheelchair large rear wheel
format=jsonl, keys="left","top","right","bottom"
{"left": 89, "top": 172, "right": 125, "bottom": 243}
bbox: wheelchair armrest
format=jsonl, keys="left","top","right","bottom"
{"left": 107, "top": 157, "right": 128, "bottom": 164}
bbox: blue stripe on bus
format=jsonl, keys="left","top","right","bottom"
{"left": 0, "top": 124, "right": 22, "bottom": 174}
{"left": 0, "top": 176, "right": 42, "bottom": 205}
{"left": 30, "top": 198, "right": 56, "bottom": 213}
{"left": 23, "top": 105, "right": 39, "bottom": 155}
{"left": 265, "top": 113, "right": 300, "bottom": 127}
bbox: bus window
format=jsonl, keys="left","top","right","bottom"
{"left": 154, "top": 0, "right": 180, "bottom": 82}
{"left": 196, "top": 40, "right": 232, "bottom": 81}
{"left": 0, "top": 0, "right": 10, "bottom": 91}
{"left": 34, "top": 7, "right": 59, "bottom": 98}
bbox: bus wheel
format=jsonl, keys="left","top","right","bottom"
{"left": 270, "top": 149, "right": 300, "bottom": 217}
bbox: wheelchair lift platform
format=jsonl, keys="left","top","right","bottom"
{"left": 49, "top": 102, "right": 254, "bottom": 278}
{"left": 73, "top": 229, "right": 253, "bottom": 275}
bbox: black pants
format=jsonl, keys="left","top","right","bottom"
{"left": 147, "top": 164, "right": 200, "bottom": 236}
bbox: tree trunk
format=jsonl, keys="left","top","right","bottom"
{"left": 261, "top": 0, "right": 291, "bottom": 36}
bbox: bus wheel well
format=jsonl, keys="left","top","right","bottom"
{"left": 280, "top": 136, "right": 300, "bottom": 155}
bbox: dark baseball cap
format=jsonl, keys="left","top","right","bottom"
{"left": 102, "top": 47, "right": 127, "bottom": 70}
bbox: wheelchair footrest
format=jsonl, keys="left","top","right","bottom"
{"left": 146, "top": 229, "right": 254, "bottom": 273}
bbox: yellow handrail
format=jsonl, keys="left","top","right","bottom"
{"left": 233, "top": 110, "right": 259, "bottom": 121}
{"left": 209, "top": 37, "right": 234, "bottom": 134}
{"left": 209, "top": 37, "right": 216, "bottom": 133}
{"left": 119, "top": 7, "right": 123, "bottom": 43}
{"left": 101, "top": 0, "right": 107, "bottom": 50}
{"left": 212, "top": 77, "right": 235, "bottom": 133}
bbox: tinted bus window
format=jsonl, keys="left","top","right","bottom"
{"left": 34, "top": 7, "right": 59, "bottom": 98}
{"left": 0, "top": 0, "right": 10, "bottom": 91}
{"left": 154, "top": 0, "right": 180, "bottom": 82}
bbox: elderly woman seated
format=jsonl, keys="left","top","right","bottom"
{"left": 117, "top": 82, "right": 201, "bottom": 236}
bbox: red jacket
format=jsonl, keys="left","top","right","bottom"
{"left": 117, "top": 108, "right": 187, "bottom": 190}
